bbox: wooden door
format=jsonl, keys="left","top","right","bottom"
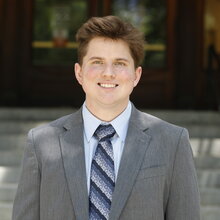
{"left": 0, "top": 0, "right": 181, "bottom": 108}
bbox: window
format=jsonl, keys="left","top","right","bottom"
{"left": 32, "top": 0, "right": 166, "bottom": 68}
{"left": 112, "top": 0, "right": 166, "bottom": 68}
{"left": 32, "top": 0, "right": 87, "bottom": 66}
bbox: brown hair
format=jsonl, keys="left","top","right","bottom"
{"left": 75, "top": 15, "right": 145, "bottom": 67}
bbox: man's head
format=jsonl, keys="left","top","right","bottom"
{"left": 75, "top": 16, "right": 145, "bottom": 68}
{"left": 74, "top": 16, "right": 144, "bottom": 120}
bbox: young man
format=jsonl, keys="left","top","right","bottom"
{"left": 13, "top": 16, "right": 200, "bottom": 220}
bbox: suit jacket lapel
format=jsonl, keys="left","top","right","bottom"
{"left": 59, "top": 109, "right": 89, "bottom": 220}
{"left": 109, "top": 106, "right": 152, "bottom": 220}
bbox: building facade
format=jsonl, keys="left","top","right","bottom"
{"left": 0, "top": 0, "right": 219, "bottom": 110}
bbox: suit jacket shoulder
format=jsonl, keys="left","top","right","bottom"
{"left": 30, "top": 108, "right": 83, "bottom": 139}
{"left": 130, "top": 106, "right": 187, "bottom": 142}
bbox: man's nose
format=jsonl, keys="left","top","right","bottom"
{"left": 102, "top": 64, "right": 116, "bottom": 78}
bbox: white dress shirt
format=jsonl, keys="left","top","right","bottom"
{"left": 82, "top": 102, "right": 132, "bottom": 192}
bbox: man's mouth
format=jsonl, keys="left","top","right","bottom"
{"left": 98, "top": 83, "right": 119, "bottom": 88}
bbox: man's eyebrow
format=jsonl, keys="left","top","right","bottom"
{"left": 115, "top": 58, "right": 130, "bottom": 62}
{"left": 89, "top": 56, "right": 104, "bottom": 61}
{"left": 88, "top": 57, "right": 130, "bottom": 62}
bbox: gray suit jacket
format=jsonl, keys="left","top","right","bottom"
{"left": 12, "top": 105, "right": 200, "bottom": 220}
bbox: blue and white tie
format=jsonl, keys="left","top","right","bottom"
{"left": 89, "top": 124, "right": 116, "bottom": 220}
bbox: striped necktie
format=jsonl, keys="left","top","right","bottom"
{"left": 89, "top": 124, "right": 116, "bottom": 220}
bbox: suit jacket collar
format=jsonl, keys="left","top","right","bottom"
{"left": 60, "top": 105, "right": 152, "bottom": 220}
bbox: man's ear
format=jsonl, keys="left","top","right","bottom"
{"left": 74, "top": 63, "right": 83, "bottom": 85}
{"left": 133, "top": 66, "right": 142, "bottom": 87}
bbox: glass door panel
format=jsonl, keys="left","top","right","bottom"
{"left": 112, "top": 0, "right": 166, "bottom": 68}
{"left": 32, "top": 0, "right": 87, "bottom": 66}
{"left": 204, "top": 0, "right": 220, "bottom": 67}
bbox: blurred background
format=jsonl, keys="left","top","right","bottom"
{"left": 0, "top": 0, "right": 220, "bottom": 219}
{"left": 0, "top": 0, "right": 220, "bottom": 110}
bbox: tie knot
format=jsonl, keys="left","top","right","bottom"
{"left": 94, "top": 124, "right": 116, "bottom": 141}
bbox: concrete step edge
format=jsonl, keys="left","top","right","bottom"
{"left": 0, "top": 201, "right": 13, "bottom": 208}
{"left": 200, "top": 187, "right": 220, "bottom": 205}
{"left": 0, "top": 121, "right": 49, "bottom": 134}
{"left": 0, "top": 183, "right": 17, "bottom": 189}
{"left": 0, "top": 201, "right": 13, "bottom": 220}
{"left": 0, "top": 184, "right": 17, "bottom": 202}
{"left": 195, "top": 156, "right": 220, "bottom": 169}
{"left": 200, "top": 205, "right": 220, "bottom": 220}
{"left": 0, "top": 108, "right": 75, "bottom": 121}
{"left": 200, "top": 205, "right": 220, "bottom": 211}
{"left": 0, "top": 166, "right": 21, "bottom": 184}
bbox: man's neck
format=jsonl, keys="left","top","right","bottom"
{"left": 85, "top": 101, "right": 129, "bottom": 122}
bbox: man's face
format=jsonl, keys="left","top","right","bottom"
{"left": 75, "top": 37, "right": 142, "bottom": 110}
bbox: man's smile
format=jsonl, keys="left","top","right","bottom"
{"left": 98, "top": 83, "right": 119, "bottom": 88}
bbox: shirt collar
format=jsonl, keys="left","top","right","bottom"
{"left": 82, "top": 102, "right": 132, "bottom": 142}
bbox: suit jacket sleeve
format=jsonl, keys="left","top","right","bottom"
{"left": 12, "top": 129, "right": 40, "bottom": 220}
{"left": 165, "top": 128, "right": 200, "bottom": 220}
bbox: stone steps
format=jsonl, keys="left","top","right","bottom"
{"left": 0, "top": 167, "right": 21, "bottom": 184}
{"left": 0, "top": 150, "right": 23, "bottom": 167}
{"left": 201, "top": 206, "right": 220, "bottom": 220}
{"left": 0, "top": 184, "right": 17, "bottom": 202}
{"left": 191, "top": 138, "right": 220, "bottom": 157}
{"left": 200, "top": 187, "right": 220, "bottom": 206}
{"left": 197, "top": 169, "right": 220, "bottom": 188}
{"left": 0, "top": 108, "right": 74, "bottom": 121}
{"left": 195, "top": 156, "right": 220, "bottom": 169}
{"left": 0, "top": 134, "right": 26, "bottom": 150}
{"left": 0, "top": 202, "right": 12, "bottom": 220}
{"left": 0, "top": 121, "right": 47, "bottom": 134}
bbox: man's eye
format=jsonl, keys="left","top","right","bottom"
{"left": 114, "top": 62, "right": 126, "bottom": 66}
{"left": 92, "top": 60, "right": 103, "bottom": 65}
